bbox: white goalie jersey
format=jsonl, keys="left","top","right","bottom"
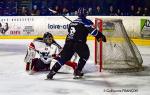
{"left": 24, "top": 37, "right": 79, "bottom": 73}
{"left": 24, "top": 38, "right": 62, "bottom": 65}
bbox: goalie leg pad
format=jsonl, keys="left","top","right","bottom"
{"left": 65, "top": 61, "right": 77, "bottom": 70}
{"left": 24, "top": 49, "right": 36, "bottom": 63}
{"left": 26, "top": 62, "right": 30, "bottom": 71}
{"left": 32, "top": 58, "right": 50, "bottom": 71}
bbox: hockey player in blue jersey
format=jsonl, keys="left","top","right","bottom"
{"left": 47, "top": 8, "right": 106, "bottom": 79}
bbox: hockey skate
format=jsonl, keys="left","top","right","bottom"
{"left": 46, "top": 70, "right": 56, "bottom": 80}
{"left": 73, "top": 70, "right": 84, "bottom": 79}
{"left": 28, "top": 66, "right": 37, "bottom": 75}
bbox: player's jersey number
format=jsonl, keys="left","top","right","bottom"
{"left": 69, "top": 27, "right": 76, "bottom": 36}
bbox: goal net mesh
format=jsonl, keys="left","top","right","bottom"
{"left": 95, "top": 19, "right": 143, "bottom": 73}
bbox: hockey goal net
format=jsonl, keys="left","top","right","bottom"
{"left": 95, "top": 18, "right": 143, "bottom": 73}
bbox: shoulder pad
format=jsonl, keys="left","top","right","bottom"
{"left": 73, "top": 18, "right": 93, "bottom": 27}
{"left": 82, "top": 19, "right": 93, "bottom": 26}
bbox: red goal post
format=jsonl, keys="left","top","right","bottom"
{"left": 94, "top": 18, "right": 103, "bottom": 72}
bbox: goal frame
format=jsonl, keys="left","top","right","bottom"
{"left": 94, "top": 18, "right": 103, "bottom": 72}
{"left": 94, "top": 18, "right": 143, "bottom": 72}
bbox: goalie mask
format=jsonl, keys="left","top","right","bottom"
{"left": 43, "top": 32, "right": 54, "bottom": 45}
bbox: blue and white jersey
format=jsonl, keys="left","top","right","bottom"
{"left": 67, "top": 18, "right": 102, "bottom": 43}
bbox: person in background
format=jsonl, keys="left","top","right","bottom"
{"left": 31, "top": 5, "right": 40, "bottom": 16}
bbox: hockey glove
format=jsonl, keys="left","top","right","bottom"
{"left": 101, "top": 34, "right": 106, "bottom": 42}
{"left": 97, "top": 34, "right": 106, "bottom": 42}
{"left": 52, "top": 54, "right": 57, "bottom": 58}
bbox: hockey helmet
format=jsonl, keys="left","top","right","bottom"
{"left": 43, "top": 32, "right": 53, "bottom": 45}
{"left": 77, "top": 7, "right": 87, "bottom": 18}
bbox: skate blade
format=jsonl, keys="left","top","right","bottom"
{"left": 73, "top": 76, "right": 83, "bottom": 79}
{"left": 28, "top": 70, "right": 36, "bottom": 75}
{"left": 44, "top": 78, "right": 54, "bottom": 80}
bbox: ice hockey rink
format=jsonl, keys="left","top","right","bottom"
{"left": 0, "top": 39, "right": 150, "bottom": 95}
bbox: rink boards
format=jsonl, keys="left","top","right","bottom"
{"left": 0, "top": 35, "right": 150, "bottom": 46}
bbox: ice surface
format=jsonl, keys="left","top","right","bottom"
{"left": 0, "top": 39, "right": 150, "bottom": 95}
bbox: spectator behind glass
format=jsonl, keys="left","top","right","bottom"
{"left": 62, "top": 7, "right": 69, "bottom": 16}
{"left": 31, "top": 5, "right": 40, "bottom": 16}
{"left": 21, "top": 7, "right": 30, "bottom": 16}
{"left": 143, "top": 7, "right": 149, "bottom": 16}
{"left": 115, "top": 9, "right": 124, "bottom": 16}
{"left": 129, "top": 5, "right": 136, "bottom": 16}
{"left": 107, "top": 5, "right": 115, "bottom": 16}
{"left": 53, "top": 5, "right": 61, "bottom": 15}
{"left": 136, "top": 6, "right": 143, "bottom": 16}
{"left": 87, "top": 7, "right": 93, "bottom": 15}
{"left": 93, "top": 5, "right": 103, "bottom": 15}
{"left": 74, "top": 11, "right": 78, "bottom": 16}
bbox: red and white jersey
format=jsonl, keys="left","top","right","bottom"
{"left": 24, "top": 38, "right": 62, "bottom": 64}
{"left": 32, "top": 40, "right": 61, "bottom": 57}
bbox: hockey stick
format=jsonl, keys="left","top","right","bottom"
{"left": 61, "top": 15, "right": 73, "bottom": 22}
{"left": 48, "top": 8, "right": 73, "bottom": 22}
